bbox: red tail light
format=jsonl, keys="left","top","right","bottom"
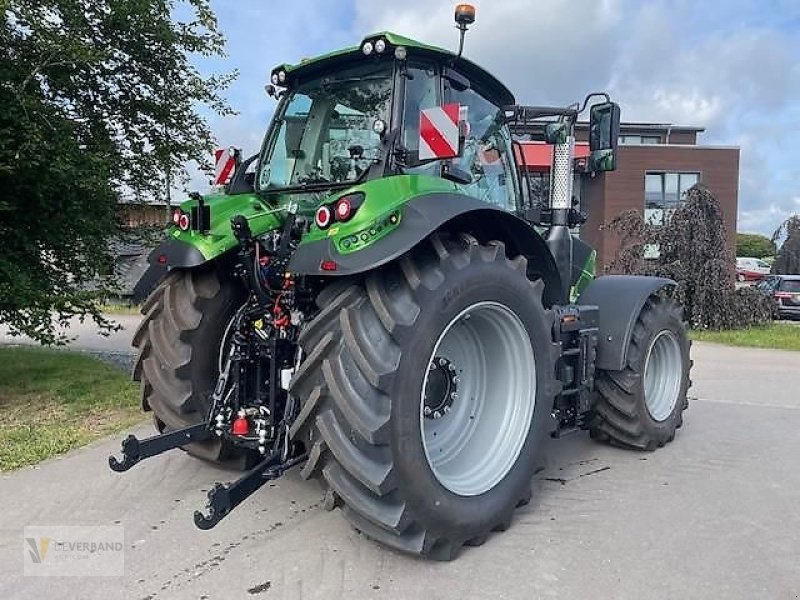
{"left": 315, "top": 205, "right": 332, "bottom": 229}
{"left": 320, "top": 260, "right": 338, "bottom": 271}
{"left": 178, "top": 214, "right": 190, "bottom": 231}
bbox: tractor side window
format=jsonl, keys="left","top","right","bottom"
{"left": 402, "top": 65, "right": 439, "bottom": 176}
{"left": 447, "top": 86, "right": 515, "bottom": 211}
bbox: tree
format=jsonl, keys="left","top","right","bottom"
{"left": 605, "top": 185, "right": 774, "bottom": 330}
{"left": 772, "top": 215, "right": 800, "bottom": 275}
{"left": 736, "top": 232, "right": 776, "bottom": 259}
{"left": 0, "top": 0, "right": 235, "bottom": 344}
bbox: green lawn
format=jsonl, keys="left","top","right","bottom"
{"left": 0, "top": 347, "right": 142, "bottom": 471}
{"left": 97, "top": 302, "right": 142, "bottom": 316}
{"left": 690, "top": 323, "right": 800, "bottom": 351}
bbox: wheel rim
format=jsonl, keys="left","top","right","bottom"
{"left": 419, "top": 301, "right": 537, "bottom": 497}
{"left": 643, "top": 330, "right": 683, "bottom": 422}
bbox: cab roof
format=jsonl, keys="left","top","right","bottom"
{"left": 273, "top": 31, "right": 515, "bottom": 107}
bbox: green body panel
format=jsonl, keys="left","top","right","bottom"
{"left": 169, "top": 175, "right": 465, "bottom": 262}
{"left": 302, "top": 175, "right": 463, "bottom": 246}
{"left": 571, "top": 248, "right": 596, "bottom": 302}
{"left": 170, "top": 192, "right": 282, "bottom": 260}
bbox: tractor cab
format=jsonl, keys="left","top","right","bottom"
{"left": 255, "top": 32, "right": 517, "bottom": 208}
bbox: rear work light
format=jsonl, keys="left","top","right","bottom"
{"left": 335, "top": 197, "right": 352, "bottom": 221}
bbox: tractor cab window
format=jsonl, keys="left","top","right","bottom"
{"left": 258, "top": 63, "right": 393, "bottom": 191}
{"left": 401, "top": 65, "right": 440, "bottom": 176}
{"left": 446, "top": 85, "right": 516, "bottom": 212}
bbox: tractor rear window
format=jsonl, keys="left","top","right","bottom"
{"left": 258, "top": 63, "right": 393, "bottom": 191}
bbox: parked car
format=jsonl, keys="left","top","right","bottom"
{"left": 755, "top": 275, "right": 800, "bottom": 320}
{"left": 736, "top": 257, "right": 771, "bottom": 281}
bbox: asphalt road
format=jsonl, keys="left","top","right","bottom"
{"left": 1, "top": 339, "right": 799, "bottom": 599}
{"left": 0, "top": 313, "right": 141, "bottom": 352}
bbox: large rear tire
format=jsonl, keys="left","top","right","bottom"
{"left": 589, "top": 295, "right": 691, "bottom": 450}
{"left": 132, "top": 266, "right": 248, "bottom": 466}
{"left": 289, "top": 234, "right": 558, "bottom": 560}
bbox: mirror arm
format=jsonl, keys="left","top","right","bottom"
{"left": 577, "top": 92, "right": 612, "bottom": 115}
{"left": 503, "top": 105, "right": 579, "bottom": 123}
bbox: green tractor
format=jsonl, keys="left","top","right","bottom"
{"left": 111, "top": 5, "right": 691, "bottom": 560}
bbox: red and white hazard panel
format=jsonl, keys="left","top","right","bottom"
{"left": 419, "top": 103, "right": 463, "bottom": 160}
{"left": 214, "top": 148, "right": 236, "bottom": 185}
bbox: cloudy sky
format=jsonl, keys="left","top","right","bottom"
{"left": 191, "top": 0, "right": 800, "bottom": 235}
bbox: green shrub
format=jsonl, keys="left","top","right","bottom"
{"left": 772, "top": 215, "right": 800, "bottom": 275}
{"left": 605, "top": 185, "right": 774, "bottom": 330}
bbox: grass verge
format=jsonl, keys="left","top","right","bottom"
{"left": 97, "top": 302, "right": 142, "bottom": 316}
{"left": 0, "top": 347, "right": 141, "bottom": 471}
{"left": 689, "top": 322, "right": 800, "bottom": 351}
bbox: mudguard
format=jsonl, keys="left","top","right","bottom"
{"left": 149, "top": 239, "right": 207, "bottom": 269}
{"left": 129, "top": 240, "right": 204, "bottom": 304}
{"left": 578, "top": 275, "right": 677, "bottom": 371}
{"left": 288, "top": 192, "right": 565, "bottom": 305}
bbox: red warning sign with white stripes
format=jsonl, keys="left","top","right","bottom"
{"left": 214, "top": 148, "right": 236, "bottom": 185}
{"left": 419, "top": 103, "right": 462, "bottom": 160}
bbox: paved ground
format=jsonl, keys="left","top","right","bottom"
{"left": 1, "top": 339, "right": 799, "bottom": 599}
{"left": 0, "top": 314, "right": 141, "bottom": 352}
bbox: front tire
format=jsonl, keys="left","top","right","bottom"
{"left": 289, "top": 235, "right": 558, "bottom": 560}
{"left": 589, "top": 295, "right": 690, "bottom": 450}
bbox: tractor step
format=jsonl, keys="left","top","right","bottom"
{"left": 193, "top": 451, "right": 307, "bottom": 530}
{"left": 108, "top": 422, "right": 213, "bottom": 472}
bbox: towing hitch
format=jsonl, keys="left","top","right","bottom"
{"left": 108, "top": 420, "right": 307, "bottom": 530}
{"left": 108, "top": 422, "right": 213, "bottom": 472}
{"left": 193, "top": 451, "right": 307, "bottom": 530}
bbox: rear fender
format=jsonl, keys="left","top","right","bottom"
{"left": 577, "top": 275, "right": 677, "bottom": 371}
{"left": 288, "top": 192, "right": 565, "bottom": 306}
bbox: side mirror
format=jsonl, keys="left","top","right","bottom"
{"left": 588, "top": 102, "right": 620, "bottom": 173}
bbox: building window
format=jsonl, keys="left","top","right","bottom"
{"left": 644, "top": 171, "right": 700, "bottom": 226}
{"left": 620, "top": 134, "right": 662, "bottom": 145}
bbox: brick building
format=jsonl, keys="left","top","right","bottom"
{"left": 518, "top": 123, "right": 740, "bottom": 269}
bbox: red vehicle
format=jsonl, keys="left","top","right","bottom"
{"left": 736, "top": 257, "right": 771, "bottom": 281}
